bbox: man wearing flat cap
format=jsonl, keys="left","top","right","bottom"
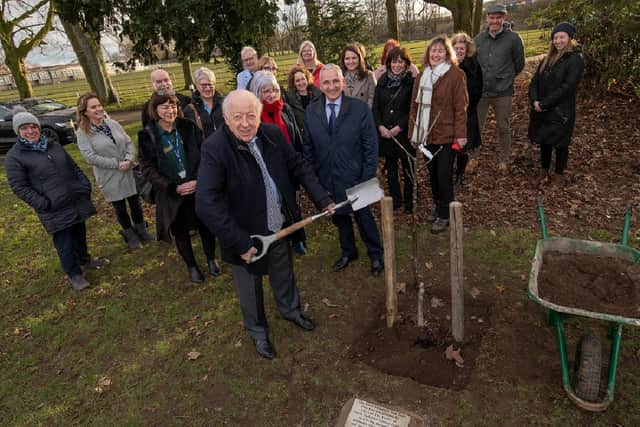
{"left": 473, "top": 3, "right": 525, "bottom": 174}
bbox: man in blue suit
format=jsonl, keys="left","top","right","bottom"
{"left": 303, "top": 64, "right": 384, "bottom": 276}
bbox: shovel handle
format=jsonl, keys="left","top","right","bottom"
{"left": 275, "top": 215, "right": 316, "bottom": 240}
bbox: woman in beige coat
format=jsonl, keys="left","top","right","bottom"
{"left": 76, "top": 93, "right": 153, "bottom": 249}
{"left": 340, "top": 43, "right": 377, "bottom": 108}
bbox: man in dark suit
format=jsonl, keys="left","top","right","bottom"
{"left": 195, "top": 90, "right": 334, "bottom": 360}
{"left": 303, "top": 64, "right": 384, "bottom": 276}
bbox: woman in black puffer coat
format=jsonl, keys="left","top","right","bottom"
{"left": 528, "top": 22, "right": 584, "bottom": 180}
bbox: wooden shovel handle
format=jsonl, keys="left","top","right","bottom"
{"left": 275, "top": 216, "right": 315, "bottom": 240}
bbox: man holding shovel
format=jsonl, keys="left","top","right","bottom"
{"left": 303, "top": 64, "right": 384, "bottom": 276}
{"left": 196, "top": 90, "right": 334, "bottom": 360}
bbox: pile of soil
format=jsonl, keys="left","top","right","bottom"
{"left": 537, "top": 251, "right": 640, "bottom": 318}
{"left": 349, "top": 288, "right": 491, "bottom": 390}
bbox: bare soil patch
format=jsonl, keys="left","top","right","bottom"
{"left": 538, "top": 251, "right": 640, "bottom": 318}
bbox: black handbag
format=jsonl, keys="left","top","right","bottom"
{"left": 133, "top": 165, "right": 155, "bottom": 204}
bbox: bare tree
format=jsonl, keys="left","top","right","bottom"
{"left": 386, "top": 0, "right": 399, "bottom": 39}
{"left": 400, "top": 0, "right": 417, "bottom": 40}
{"left": 0, "top": 0, "right": 55, "bottom": 99}
{"left": 363, "top": 0, "right": 386, "bottom": 41}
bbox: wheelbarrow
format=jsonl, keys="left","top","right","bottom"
{"left": 527, "top": 200, "right": 640, "bottom": 411}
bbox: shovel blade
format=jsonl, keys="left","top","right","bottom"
{"left": 346, "top": 177, "right": 384, "bottom": 211}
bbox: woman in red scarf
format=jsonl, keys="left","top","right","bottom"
{"left": 250, "top": 71, "right": 307, "bottom": 254}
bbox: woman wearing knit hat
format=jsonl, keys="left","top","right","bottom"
{"left": 4, "top": 106, "right": 106, "bottom": 291}
{"left": 528, "top": 22, "right": 584, "bottom": 184}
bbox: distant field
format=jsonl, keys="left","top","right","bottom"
{"left": 0, "top": 29, "right": 549, "bottom": 111}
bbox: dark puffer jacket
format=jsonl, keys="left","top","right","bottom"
{"left": 5, "top": 140, "right": 96, "bottom": 234}
{"left": 528, "top": 50, "right": 585, "bottom": 148}
{"left": 459, "top": 54, "right": 483, "bottom": 150}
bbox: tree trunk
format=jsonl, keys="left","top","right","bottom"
{"left": 302, "top": 0, "right": 321, "bottom": 57}
{"left": 386, "top": 0, "right": 399, "bottom": 40}
{"left": 3, "top": 49, "right": 33, "bottom": 99}
{"left": 60, "top": 19, "right": 120, "bottom": 105}
{"left": 426, "top": 0, "right": 475, "bottom": 35}
{"left": 181, "top": 57, "right": 193, "bottom": 90}
{"left": 472, "top": 0, "right": 483, "bottom": 36}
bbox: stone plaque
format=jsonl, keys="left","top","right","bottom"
{"left": 336, "top": 398, "right": 425, "bottom": 427}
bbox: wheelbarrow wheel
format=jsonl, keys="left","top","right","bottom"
{"left": 574, "top": 333, "right": 602, "bottom": 402}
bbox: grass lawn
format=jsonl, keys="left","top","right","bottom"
{"left": 1, "top": 141, "right": 639, "bottom": 425}
{"left": 0, "top": 30, "right": 550, "bottom": 112}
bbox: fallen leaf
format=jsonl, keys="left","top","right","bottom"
{"left": 495, "top": 284, "right": 506, "bottom": 294}
{"left": 321, "top": 298, "right": 338, "bottom": 308}
{"left": 95, "top": 376, "right": 112, "bottom": 394}
{"left": 444, "top": 344, "right": 465, "bottom": 367}
{"left": 431, "top": 297, "right": 444, "bottom": 308}
{"left": 329, "top": 314, "right": 339, "bottom": 319}
{"left": 469, "top": 287, "right": 481, "bottom": 299}
{"left": 490, "top": 230, "right": 497, "bottom": 237}
{"left": 396, "top": 282, "right": 406, "bottom": 293}
{"left": 187, "top": 351, "right": 201, "bottom": 360}
{"left": 234, "top": 340, "right": 242, "bottom": 348}
{"left": 425, "top": 261, "right": 433, "bottom": 270}
{"left": 303, "top": 303, "right": 309, "bottom": 313}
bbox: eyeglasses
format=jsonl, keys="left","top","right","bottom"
{"left": 198, "top": 83, "right": 214, "bottom": 88}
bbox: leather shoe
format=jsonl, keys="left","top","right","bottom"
{"left": 371, "top": 259, "right": 384, "bottom": 277}
{"left": 287, "top": 313, "right": 315, "bottom": 331}
{"left": 188, "top": 266, "right": 204, "bottom": 284}
{"left": 207, "top": 259, "right": 221, "bottom": 277}
{"left": 333, "top": 254, "right": 357, "bottom": 272}
{"left": 252, "top": 338, "right": 276, "bottom": 359}
{"left": 293, "top": 241, "right": 307, "bottom": 256}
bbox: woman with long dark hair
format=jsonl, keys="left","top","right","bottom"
{"left": 528, "top": 22, "right": 584, "bottom": 183}
{"left": 340, "top": 43, "right": 377, "bottom": 108}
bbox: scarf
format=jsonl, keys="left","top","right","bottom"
{"left": 91, "top": 121, "right": 116, "bottom": 144}
{"left": 345, "top": 71, "right": 356, "bottom": 87}
{"left": 261, "top": 98, "right": 292, "bottom": 145}
{"left": 411, "top": 62, "right": 451, "bottom": 145}
{"left": 18, "top": 134, "right": 48, "bottom": 152}
{"left": 386, "top": 70, "right": 407, "bottom": 88}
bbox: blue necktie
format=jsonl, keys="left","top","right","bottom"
{"left": 328, "top": 103, "right": 337, "bottom": 135}
{"left": 247, "top": 140, "right": 283, "bottom": 233}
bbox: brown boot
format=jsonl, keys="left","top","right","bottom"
{"left": 465, "top": 158, "right": 478, "bottom": 174}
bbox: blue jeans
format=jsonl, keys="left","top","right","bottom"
{"left": 52, "top": 222, "right": 90, "bottom": 277}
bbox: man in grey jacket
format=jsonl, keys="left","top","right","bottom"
{"left": 473, "top": 4, "right": 525, "bottom": 173}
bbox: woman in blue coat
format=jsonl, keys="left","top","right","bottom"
{"left": 5, "top": 107, "right": 101, "bottom": 291}
{"left": 528, "top": 22, "right": 584, "bottom": 182}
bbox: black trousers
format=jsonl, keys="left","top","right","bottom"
{"left": 385, "top": 152, "right": 414, "bottom": 210}
{"left": 331, "top": 206, "right": 383, "bottom": 261}
{"left": 111, "top": 194, "right": 144, "bottom": 229}
{"left": 231, "top": 240, "right": 301, "bottom": 340}
{"left": 170, "top": 199, "right": 216, "bottom": 268}
{"left": 540, "top": 144, "right": 569, "bottom": 174}
{"left": 427, "top": 143, "right": 455, "bottom": 220}
{"left": 52, "top": 221, "right": 90, "bottom": 277}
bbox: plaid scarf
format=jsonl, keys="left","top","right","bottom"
{"left": 18, "top": 135, "right": 48, "bottom": 152}
{"left": 91, "top": 122, "right": 116, "bottom": 144}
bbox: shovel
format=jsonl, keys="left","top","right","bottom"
{"left": 249, "top": 177, "right": 384, "bottom": 263}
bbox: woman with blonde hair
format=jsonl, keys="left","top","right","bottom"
{"left": 451, "top": 32, "right": 483, "bottom": 187}
{"left": 297, "top": 40, "right": 323, "bottom": 87}
{"left": 528, "top": 22, "right": 584, "bottom": 182}
{"left": 408, "top": 35, "right": 468, "bottom": 234}
{"left": 340, "top": 43, "right": 377, "bottom": 108}
{"left": 76, "top": 93, "right": 153, "bottom": 249}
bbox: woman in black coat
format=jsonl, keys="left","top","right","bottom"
{"left": 138, "top": 92, "right": 219, "bottom": 283}
{"left": 189, "top": 67, "right": 224, "bottom": 138}
{"left": 452, "top": 32, "right": 483, "bottom": 187}
{"left": 285, "top": 65, "right": 322, "bottom": 135}
{"left": 372, "top": 47, "right": 415, "bottom": 213}
{"left": 5, "top": 107, "right": 100, "bottom": 291}
{"left": 528, "top": 22, "right": 584, "bottom": 181}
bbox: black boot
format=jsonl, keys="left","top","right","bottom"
{"left": 133, "top": 222, "right": 154, "bottom": 243}
{"left": 120, "top": 228, "right": 142, "bottom": 249}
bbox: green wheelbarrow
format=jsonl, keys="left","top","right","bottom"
{"left": 527, "top": 200, "right": 640, "bottom": 411}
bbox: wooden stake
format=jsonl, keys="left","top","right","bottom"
{"left": 450, "top": 201, "right": 464, "bottom": 342}
{"left": 417, "top": 282, "right": 425, "bottom": 327}
{"left": 381, "top": 196, "right": 397, "bottom": 328}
